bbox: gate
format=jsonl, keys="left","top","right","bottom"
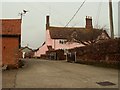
{"left": 67, "top": 52, "right": 76, "bottom": 62}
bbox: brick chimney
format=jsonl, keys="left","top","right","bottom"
{"left": 46, "top": 15, "right": 50, "bottom": 30}
{"left": 85, "top": 16, "right": 93, "bottom": 29}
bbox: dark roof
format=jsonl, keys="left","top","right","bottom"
{"left": 49, "top": 26, "right": 108, "bottom": 41}
{"left": 0, "top": 19, "right": 21, "bottom": 35}
{"left": 49, "top": 26, "right": 85, "bottom": 39}
{"left": 32, "top": 48, "right": 39, "bottom": 52}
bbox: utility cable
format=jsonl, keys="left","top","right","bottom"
{"left": 65, "top": 0, "right": 86, "bottom": 27}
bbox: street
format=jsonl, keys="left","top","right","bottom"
{"left": 2, "top": 59, "right": 118, "bottom": 88}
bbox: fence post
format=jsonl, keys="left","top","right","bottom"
{"left": 75, "top": 52, "right": 76, "bottom": 62}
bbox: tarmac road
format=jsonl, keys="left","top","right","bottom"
{"left": 2, "top": 59, "right": 118, "bottom": 88}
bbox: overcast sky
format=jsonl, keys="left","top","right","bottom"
{"left": 1, "top": 0, "right": 119, "bottom": 49}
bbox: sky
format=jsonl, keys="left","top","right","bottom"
{"left": 1, "top": 0, "right": 119, "bottom": 49}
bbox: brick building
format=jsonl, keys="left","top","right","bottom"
{"left": 0, "top": 19, "right": 21, "bottom": 68}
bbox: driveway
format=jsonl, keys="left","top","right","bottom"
{"left": 2, "top": 59, "right": 118, "bottom": 88}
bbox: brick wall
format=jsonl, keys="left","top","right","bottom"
{"left": 1, "top": 19, "right": 21, "bottom": 68}
{"left": 2, "top": 36, "right": 20, "bottom": 68}
{"left": 0, "top": 19, "right": 21, "bottom": 35}
{"left": 68, "top": 39, "right": 120, "bottom": 67}
{"left": 46, "top": 49, "right": 65, "bottom": 60}
{"left": 0, "top": 36, "right": 2, "bottom": 67}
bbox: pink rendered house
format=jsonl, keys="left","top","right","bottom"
{"left": 34, "top": 16, "right": 110, "bottom": 57}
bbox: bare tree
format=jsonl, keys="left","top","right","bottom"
{"left": 67, "top": 27, "right": 110, "bottom": 46}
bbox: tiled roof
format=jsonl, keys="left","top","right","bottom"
{"left": 49, "top": 26, "right": 85, "bottom": 39}
{"left": 49, "top": 26, "right": 106, "bottom": 41}
{"left": 0, "top": 19, "right": 21, "bottom": 35}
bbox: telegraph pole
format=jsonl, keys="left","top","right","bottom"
{"left": 109, "top": 0, "right": 114, "bottom": 39}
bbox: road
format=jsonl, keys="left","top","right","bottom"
{"left": 2, "top": 59, "right": 118, "bottom": 88}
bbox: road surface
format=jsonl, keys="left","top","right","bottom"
{"left": 2, "top": 59, "right": 118, "bottom": 88}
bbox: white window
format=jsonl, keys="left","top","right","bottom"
{"left": 59, "top": 40, "right": 67, "bottom": 44}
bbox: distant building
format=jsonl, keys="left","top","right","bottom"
{"left": 0, "top": 19, "right": 21, "bottom": 68}
{"left": 34, "top": 16, "right": 110, "bottom": 57}
{"left": 20, "top": 46, "right": 34, "bottom": 58}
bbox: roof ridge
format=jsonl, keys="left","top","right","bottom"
{"left": 49, "top": 26, "right": 85, "bottom": 29}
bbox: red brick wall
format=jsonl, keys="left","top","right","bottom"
{"left": 0, "top": 19, "right": 21, "bottom": 35}
{"left": 2, "top": 37, "right": 19, "bottom": 68}
{"left": 0, "top": 36, "right": 2, "bottom": 67}
{"left": 0, "top": 19, "right": 21, "bottom": 68}
{"left": 18, "top": 49, "right": 22, "bottom": 58}
{"left": 69, "top": 39, "right": 120, "bottom": 66}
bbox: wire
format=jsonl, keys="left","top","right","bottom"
{"left": 65, "top": 0, "right": 86, "bottom": 27}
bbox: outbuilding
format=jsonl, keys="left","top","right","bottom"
{"left": 0, "top": 19, "right": 21, "bottom": 68}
